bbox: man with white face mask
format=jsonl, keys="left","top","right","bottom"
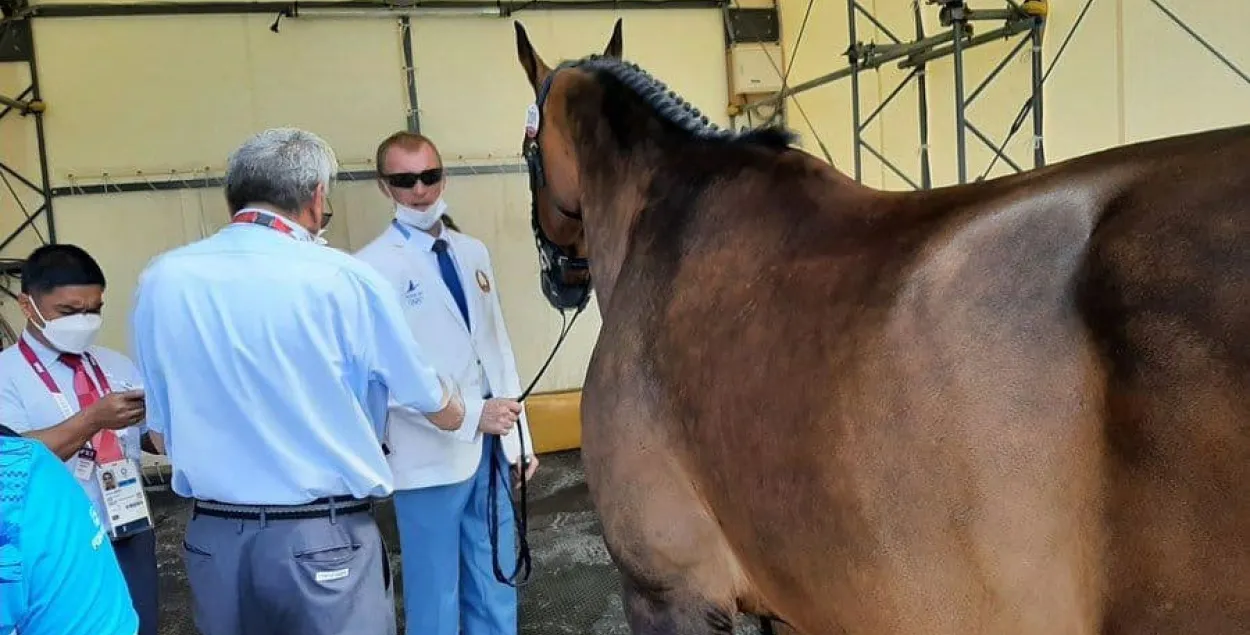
{"left": 355, "top": 131, "right": 538, "bottom": 635}
{"left": 0, "top": 243, "right": 158, "bottom": 635}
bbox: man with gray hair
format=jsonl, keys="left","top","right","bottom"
{"left": 129, "top": 127, "right": 466, "bottom": 635}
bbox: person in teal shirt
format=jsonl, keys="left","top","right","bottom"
{"left": 0, "top": 423, "right": 138, "bottom": 635}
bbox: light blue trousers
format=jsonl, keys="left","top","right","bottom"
{"left": 393, "top": 438, "right": 518, "bottom": 635}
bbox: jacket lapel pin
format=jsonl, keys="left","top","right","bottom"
{"left": 476, "top": 270, "right": 491, "bottom": 293}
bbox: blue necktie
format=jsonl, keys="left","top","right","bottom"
{"left": 433, "top": 239, "right": 471, "bottom": 330}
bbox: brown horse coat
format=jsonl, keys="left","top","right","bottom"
{"left": 514, "top": 19, "right": 1250, "bottom": 635}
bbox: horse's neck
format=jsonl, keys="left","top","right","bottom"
{"left": 583, "top": 174, "right": 647, "bottom": 312}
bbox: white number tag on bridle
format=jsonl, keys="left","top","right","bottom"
{"left": 525, "top": 104, "right": 541, "bottom": 139}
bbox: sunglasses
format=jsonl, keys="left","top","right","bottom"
{"left": 382, "top": 168, "right": 444, "bottom": 189}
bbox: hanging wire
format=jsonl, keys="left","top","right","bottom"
{"left": 1148, "top": 0, "right": 1250, "bottom": 85}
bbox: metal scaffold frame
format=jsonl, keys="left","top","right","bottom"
{"left": 746, "top": 0, "right": 1049, "bottom": 189}
{"left": 0, "top": 0, "right": 54, "bottom": 272}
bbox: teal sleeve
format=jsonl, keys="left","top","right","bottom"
{"left": 15, "top": 438, "right": 139, "bottom": 635}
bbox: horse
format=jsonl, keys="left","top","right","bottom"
{"left": 511, "top": 18, "right": 1250, "bottom": 635}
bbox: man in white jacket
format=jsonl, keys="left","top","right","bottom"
{"left": 355, "top": 131, "right": 538, "bottom": 635}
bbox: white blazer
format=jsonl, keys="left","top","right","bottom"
{"left": 354, "top": 220, "right": 533, "bottom": 490}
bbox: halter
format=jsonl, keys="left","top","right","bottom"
{"left": 482, "top": 59, "right": 596, "bottom": 590}
{"left": 524, "top": 59, "right": 593, "bottom": 313}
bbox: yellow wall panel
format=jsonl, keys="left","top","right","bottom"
{"left": 32, "top": 15, "right": 406, "bottom": 179}
{"left": 407, "top": 17, "right": 535, "bottom": 162}
{"left": 410, "top": 9, "right": 728, "bottom": 162}
{"left": 4, "top": 7, "right": 728, "bottom": 410}
{"left": 524, "top": 389, "right": 582, "bottom": 454}
{"left": 246, "top": 15, "right": 409, "bottom": 162}
{"left": 1121, "top": 1, "right": 1250, "bottom": 144}
{"left": 32, "top": 16, "right": 255, "bottom": 179}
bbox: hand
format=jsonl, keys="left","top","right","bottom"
{"left": 512, "top": 454, "right": 539, "bottom": 489}
{"left": 85, "top": 390, "right": 146, "bottom": 431}
{"left": 426, "top": 376, "right": 466, "bottom": 431}
{"left": 478, "top": 398, "right": 522, "bottom": 435}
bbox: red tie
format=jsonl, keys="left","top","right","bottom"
{"left": 61, "top": 353, "right": 124, "bottom": 464}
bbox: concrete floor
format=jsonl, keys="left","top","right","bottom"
{"left": 148, "top": 450, "right": 764, "bottom": 634}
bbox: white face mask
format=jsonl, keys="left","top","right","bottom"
{"left": 395, "top": 198, "right": 447, "bottom": 231}
{"left": 29, "top": 301, "right": 103, "bottom": 354}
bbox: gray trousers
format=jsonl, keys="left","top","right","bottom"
{"left": 181, "top": 502, "right": 395, "bottom": 635}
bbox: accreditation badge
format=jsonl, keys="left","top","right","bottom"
{"left": 95, "top": 456, "right": 154, "bottom": 540}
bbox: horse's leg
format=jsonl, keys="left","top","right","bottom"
{"left": 610, "top": 474, "right": 742, "bottom": 635}
{"left": 584, "top": 419, "right": 745, "bottom": 635}
{"left": 621, "top": 576, "right": 735, "bottom": 635}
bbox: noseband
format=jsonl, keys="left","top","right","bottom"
{"left": 524, "top": 60, "right": 593, "bottom": 313}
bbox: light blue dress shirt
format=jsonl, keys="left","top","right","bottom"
{"left": 0, "top": 432, "right": 139, "bottom": 635}
{"left": 129, "top": 212, "right": 449, "bottom": 505}
{"left": 0, "top": 330, "right": 146, "bottom": 527}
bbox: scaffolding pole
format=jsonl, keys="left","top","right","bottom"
{"left": 746, "top": 0, "right": 1047, "bottom": 189}
{"left": 0, "top": 7, "right": 55, "bottom": 256}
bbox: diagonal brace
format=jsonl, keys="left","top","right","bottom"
{"left": 0, "top": 92, "right": 44, "bottom": 115}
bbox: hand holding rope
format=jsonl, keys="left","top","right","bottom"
{"left": 487, "top": 299, "right": 588, "bottom": 587}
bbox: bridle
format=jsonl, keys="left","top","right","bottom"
{"left": 485, "top": 59, "right": 592, "bottom": 589}
{"left": 523, "top": 60, "right": 594, "bottom": 314}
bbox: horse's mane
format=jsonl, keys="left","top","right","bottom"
{"left": 570, "top": 54, "right": 797, "bottom": 151}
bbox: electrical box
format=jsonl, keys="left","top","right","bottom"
{"left": 725, "top": 7, "right": 780, "bottom": 43}
{"left": 728, "top": 43, "right": 784, "bottom": 96}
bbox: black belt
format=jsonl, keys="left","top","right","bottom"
{"left": 192, "top": 496, "right": 373, "bottom": 521}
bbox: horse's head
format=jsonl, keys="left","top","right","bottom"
{"left": 513, "top": 19, "right": 622, "bottom": 313}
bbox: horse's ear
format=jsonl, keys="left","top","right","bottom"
{"left": 603, "top": 18, "right": 623, "bottom": 58}
{"left": 514, "top": 21, "right": 549, "bottom": 89}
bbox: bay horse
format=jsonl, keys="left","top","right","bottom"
{"left": 513, "top": 18, "right": 1250, "bottom": 635}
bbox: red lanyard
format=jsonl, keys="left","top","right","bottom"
{"left": 232, "top": 209, "right": 298, "bottom": 237}
{"left": 18, "top": 338, "right": 112, "bottom": 415}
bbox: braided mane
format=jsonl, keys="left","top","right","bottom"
{"left": 571, "top": 54, "right": 797, "bottom": 150}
